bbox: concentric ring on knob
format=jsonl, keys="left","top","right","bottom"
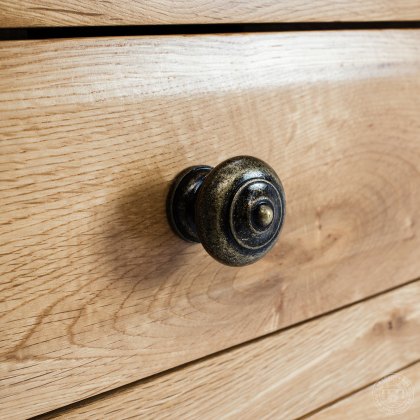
{"left": 230, "top": 179, "right": 283, "bottom": 250}
{"left": 195, "top": 156, "right": 286, "bottom": 266}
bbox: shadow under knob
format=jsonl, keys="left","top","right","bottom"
{"left": 167, "top": 156, "right": 286, "bottom": 266}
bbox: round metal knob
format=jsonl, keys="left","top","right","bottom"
{"left": 167, "top": 156, "right": 286, "bottom": 266}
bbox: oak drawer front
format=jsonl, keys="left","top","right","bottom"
{"left": 1, "top": 31, "right": 420, "bottom": 418}
{"left": 1, "top": 0, "right": 420, "bottom": 27}
{"left": 41, "top": 281, "right": 420, "bottom": 419}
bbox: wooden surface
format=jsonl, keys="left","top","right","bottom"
{"left": 313, "top": 362, "right": 420, "bottom": 419}
{"left": 0, "top": 0, "right": 420, "bottom": 27}
{"left": 1, "top": 30, "right": 420, "bottom": 418}
{"left": 41, "top": 282, "right": 420, "bottom": 419}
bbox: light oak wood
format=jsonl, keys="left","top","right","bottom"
{"left": 313, "top": 362, "right": 420, "bottom": 419}
{"left": 41, "top": 282, "right": 420, "bottom": 419}
{"left": 1, "top": 31, "right": 420, "bottom": 418}
{"left": 0, "top": 0, "right": 420, "bottom": 27}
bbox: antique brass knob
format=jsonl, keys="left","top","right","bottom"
{"left": 167, "top": 156, "right": 286, "bottom": 266}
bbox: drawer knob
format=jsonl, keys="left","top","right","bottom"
{"left": 167, "top": 156, "right": 286, "bottom": 266}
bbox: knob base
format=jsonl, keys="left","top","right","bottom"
{"left": 166, "top": 165, "right": 212, "bottom": 242}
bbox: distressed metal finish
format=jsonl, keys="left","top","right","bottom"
{"left": 167, "top": 156, "right": 286, "bottom": 266}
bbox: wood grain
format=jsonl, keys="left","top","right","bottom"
{"left": 0, "top": 0, "right": 420, "bottom": 27}
{"left": 1, "top": 31, "right": 420, "bottom": 418}
{"left": 313, "top": 362, "right": 420, "bottom": 419}
{"left": 41, "top": 281, "right": 420, "bottom": 419}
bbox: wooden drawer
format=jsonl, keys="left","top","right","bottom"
{"left": 1, "top": 30, "right": 420, "bottom": 418}
{"left": 1, "top": 0, "right": 420, "bottom": 27}
{"left": 41, "top": 281, "right": 420, "bottom": 419}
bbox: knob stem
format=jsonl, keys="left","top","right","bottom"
{"left": 167, "top": 165, "right": 212, "bottom": 242}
